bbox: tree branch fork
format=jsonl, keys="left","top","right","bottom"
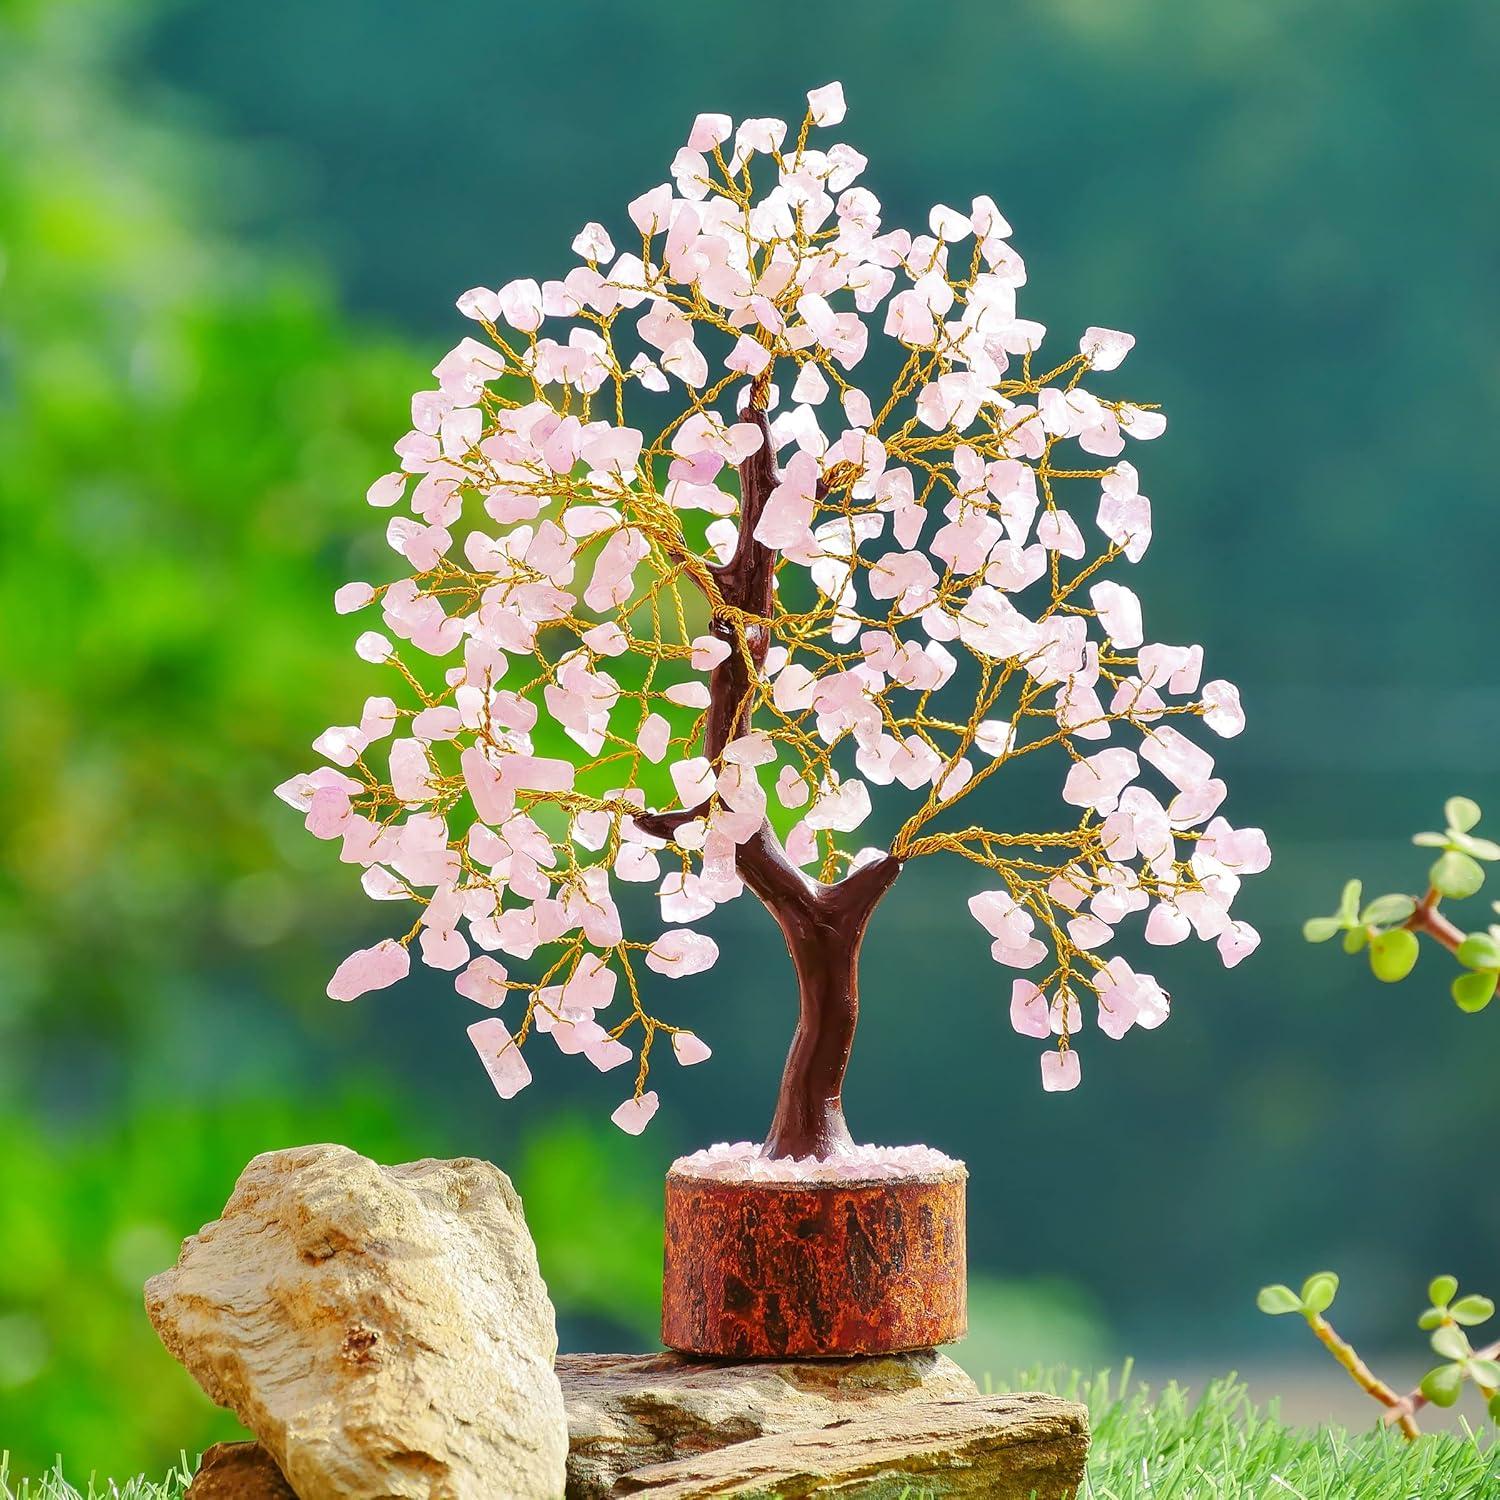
{"left": 632, "top": 402, "right": 907, "bottom": 1156}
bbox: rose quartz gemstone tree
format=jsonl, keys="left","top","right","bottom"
{"left": 279, "top": 82, "right": 1268, "bottom": 1160}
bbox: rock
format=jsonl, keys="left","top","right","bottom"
{"left": 558, "top": 1350, "right": 979, "bottom": 1498}
{"left": 187, "top": 1441, "right": 296, "bottom": 1499}
{"left": 146, "top": 1144, "right": 567, "bottom": 1500}
{"left": 610, "top": 1391, "right": 1089, "bottom": 1498}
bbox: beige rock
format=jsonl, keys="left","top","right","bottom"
{"left": 558, "top": 1350, "right": 978, "bottom": 1498}
{"left": 610, "top": 1391, "right": 1089, "bottom": 1498}
{"left": 146, "top": 1144, "right": 567, "bottom": 1500}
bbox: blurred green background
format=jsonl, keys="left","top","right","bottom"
{"left": 2, "top": 0, "right": 1497, "bottom": 1478}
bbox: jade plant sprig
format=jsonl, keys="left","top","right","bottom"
{"left": 1304, "top": 797, "right": 1500, "bottom": 1011}
{"left": 1257, "top": 1273, "right": 1500, "bottom": 1437}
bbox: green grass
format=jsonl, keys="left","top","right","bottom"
{"left": 6, "top": 1371, "right": 1496, "bottom": 1498}
{"left": 1029, "top": 1366, "right": 1498, "bottom": 1499}
{"left": 0, "top": 1456, "right": 191, "bottom": 1500}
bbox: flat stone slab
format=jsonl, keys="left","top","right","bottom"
{"left": 189, "top": 1353, "right": 1086, "bottom": 1498}
{"left": 610, "top": 1391, "right": 1088, "bottom": 1498}
{"left": 557, "top": 1351, "right": 1085, "bottom": 1498}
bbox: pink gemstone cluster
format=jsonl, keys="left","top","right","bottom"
{"left": 279, "top": 81, "right": 1267, "bottom": 1126}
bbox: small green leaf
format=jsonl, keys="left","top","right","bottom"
{"left": 1257, "top": 1283, "right": 1303, "bottom": 1316}
{"left": 1489, "top": 1391, "right": 1500, "bottom": 1422}
{"left": 1452, "top": 970, "right": 1499, "bottom": 1013}
{"left": 1418, "top": 1307, "right": 1446, "bottom": 1330}
{"left": 1432, "top": 1323, "right": 1472, "bottom": 1361}
{"left": 1432, "top": 850, "right": 1485, "bottom": 899}
{"left": 1337, "top": 879, "right": 1363, "bottom": 924}
{"left": 1445, "top": 796, "right": 1482, "bottom": 833}
{"left": 1448, "top": 832, "right": 1500, "bottom": 862}
{"left": 1421, "top": 1362, "right": 1465, "bottom": 1407}
{"left": 1342, "top": 927, "right": 1370, "bottom": 954}
{"left": 1360, "top": 894, "right": 1417, "bottom": 927}
{"left": 1429, "top": 1275, "right": 1459, "bottom": 1308}
{"left": 1300, "top": 1272, "right": 1339, "bottom": 1313}
{"left": 1369, "top": 929, "right": 1420, "bottom": 982}
{"left": 1469, "top": 1358, "right": 1500, "bottom": 1387}
{"left": 1303, "top": 916, "right": 1343, "bottom": 943}
{"left": 1413, "top": 831, "right": 1449, "bottom": 848}
{"left": 1451, "top": 1294, "right": 1495, "bottom": 1326}
{"left": 1456, "top": 933, "right": 1500, "bottom": 970}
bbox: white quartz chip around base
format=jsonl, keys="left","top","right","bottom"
{"left": 670, "top": 1140, "right": 965, "bottom": 1183}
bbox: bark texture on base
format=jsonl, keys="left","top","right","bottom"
{"left": 559, "top": 1349, "right": 976, "bottom": 1498}
{"left": 662, "top": 1166, "right": 966, "bottom": 1357}
{"left": 611, "top": 1391, "right": 1088, "bottom": 1498}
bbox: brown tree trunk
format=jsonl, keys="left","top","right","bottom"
{"left": 767, "top": 919, "right": 860, "bottom": 1159}
{"left": 756, "top": 855, "right": 900, "bottom": 1158}
{"left": 635, "top": 397, "right": 904, "bottom": 1161}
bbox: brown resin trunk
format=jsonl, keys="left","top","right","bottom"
{"left": 635, "top": 398, "right": 906, "bottom": 1159}
{"left": 752, "top": 834, "right": 902, "bottom": 1158}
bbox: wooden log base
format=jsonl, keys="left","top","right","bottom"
{"left": 661, "top": 1159, "right": 967, "bottom": 1358}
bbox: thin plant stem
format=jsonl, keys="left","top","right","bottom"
{"left": 1306, "top": 1313, "right": 1421, "bottom": 1439}
{"left": 1404, "top": 887, "right": 1465, "bottom": 953}
{"left": 1383, "top": 1336, "right": 1500, "bottom": 1431}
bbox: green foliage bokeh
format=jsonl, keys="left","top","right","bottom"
{"left": 0, "top": 1, "right": 667, "bottom": 1473}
